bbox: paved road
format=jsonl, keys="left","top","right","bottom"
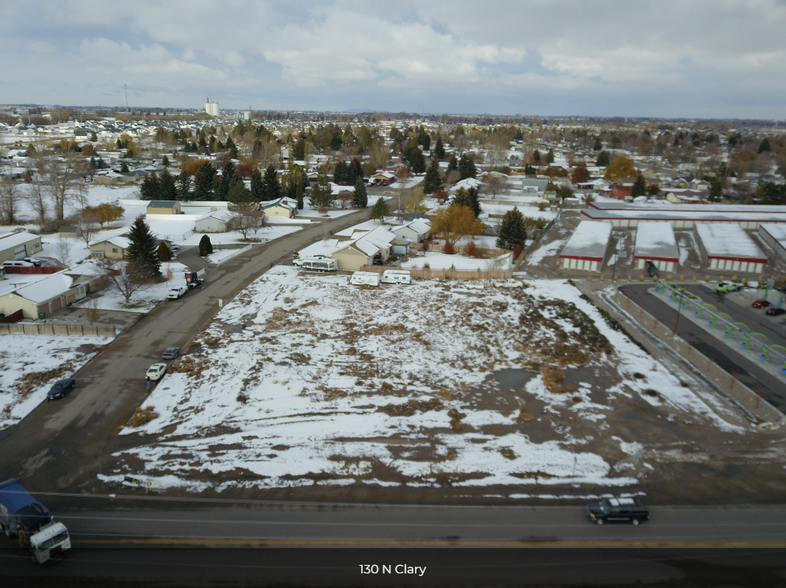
{"left": 0, "top": 209, "right": 374, "bottom": 492}
{"left": 619, "top": 285, "right": 786, "bottom": 412}
{"left": 3, "top": 502, "right": 786, "bottom": 585}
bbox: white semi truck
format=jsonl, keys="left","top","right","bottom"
{"left": 0, "top": 478, "right": 71, "bottom": 564}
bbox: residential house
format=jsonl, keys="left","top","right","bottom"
{"left": 0, "top": 271, "right": 90, "bottom": 319}
{"left": 0, "top": 231, "right": 43, "bottom": 264}
{"left": 195, "top": 209, "right": 236, "bottom": 233}
{"left": 90, "top": 236, "right": 131, "bottom": 260}
{"left": 391, "top": 218, "right": 431, "bottom": 243}
{"left": 146, "top": 200, "right": 182, "bottom": 215}
{"left": 262, "top": 197, "right": 296, "bottom": 219}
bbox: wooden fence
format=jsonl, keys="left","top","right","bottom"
{"left": 0, "top": 323, "right": 117, "bottom": 337}
{"left": 358, "top": 266, "right": 512, "bottom": 280}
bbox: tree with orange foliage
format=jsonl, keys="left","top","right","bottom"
{"left": 430, "top": 204, "right": 485, "bottom": 246}
{"left": 604, "top": 156, "right": 637, "bottom": 182}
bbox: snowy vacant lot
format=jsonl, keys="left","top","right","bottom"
{"left": 0, "top": 335, "right": 112, "bottom": 430}
{"left": 104, "top": 267, "right": 751, "bottom": 499}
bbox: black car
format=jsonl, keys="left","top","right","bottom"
{"left": 586, "top": 497, "right": 649, "bottom": 525}
{"left": 766, "top": 308, "right": 786, "bottom": 316}
{"left": 46, "top": 378, "right": 76, "bottom": 401}
{"left": 162, "top": 347, "right": 180, "bottom": 359}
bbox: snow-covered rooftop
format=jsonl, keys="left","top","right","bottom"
{"left": 590, "top": 201, "right": 786, "bottom": 214}
{"left": 759, "top": 224, "right": 786, "bottom": 245}
{"left": 560, "top": 221, "right": 613, "bottom": 261}
{"left": 0, "top": 231, "right": 40, "bottom": 250}
{"left": 583, "top": 208, "right": 786, "bottom": 223}
{"left": 634, "top": 221, "right": 679, "bottom": 261}
{"left": 13, "top": 272, "right": 74, "bottom": 303}
{"left": 695, "top": 223, "right": 767, "bottom": 261}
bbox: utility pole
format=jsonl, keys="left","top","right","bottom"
{"left": 125, "top": 84, "right": 129, "bottom": 113}
{"left": 673, "top": 288, "right": 685, "bottom": 334}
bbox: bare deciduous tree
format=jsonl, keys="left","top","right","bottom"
{"left": 98, "top": 259, "right": 155, "bottom": 304}
{"left": 81, "top": 297, "right": 101, "bottom": 324}
{"left": 35, "top": 153, "right": 86, "bottom": 220}
{"left": 0, "top": 179, "right": 21, "bottom": 224}
{"left": 75, "top": 208, "right": 100, "bottom": 248}
{"left": 54, "top": 236, "right": 73, "bottom": 268}
{"left": 26, "top": 180, "right": 48, "bottom": 225}
{"left": 228, "top": 204, "right": 265, "bottom": 241}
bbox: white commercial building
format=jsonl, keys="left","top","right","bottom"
{"left": 694, "top": 224, "right": 767, "bottom": 274}
{"left": 205, "top": 98, "right": 219, "bottom": 117}
{"left": 633, "top": 221, "right": 679, "bottom": 273}
{"left": 559, "top": 221, "right": 613, "bottom": 272}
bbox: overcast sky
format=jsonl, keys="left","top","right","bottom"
{"left": 2, "top": 0, "right": 785, "bottom": 119}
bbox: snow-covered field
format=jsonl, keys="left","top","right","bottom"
{"left": 0, "top": 334, "right": 111, "bottom": 429}
{"left": 105, "top": 267, "right": 736, "bottom": 494}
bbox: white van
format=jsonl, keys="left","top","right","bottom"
{"left": 381, "top": 270, "right": 411, "bottom": 284}
{"left": 2, "top": 260, "right": 35, "bottom": 268}
{"left": 350, "top": 271, "right": 381, "bottom": 286}
{"left": 295, "top": 257, "right": 338, "bottom": 272}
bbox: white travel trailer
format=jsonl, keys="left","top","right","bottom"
{"left": 380, "top": 270, "right": 411, "bottom": 284}
{"left": 295, "top": 257, "right": 338, "bottom": 272}
{"left": 350, "top": 271, "right": 381, "bottom": 286}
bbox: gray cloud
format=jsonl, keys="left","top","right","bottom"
{"left": 0, "top": 0, "right": 784, "bottom": 117}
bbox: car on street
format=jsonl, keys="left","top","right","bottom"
{"left": 167, "top": 286, "right": 187, "bottom": 299}
{"left": 766, "top": 307, "right": 786, "bottom": 316}
{"left": 586, "top": 497, "right": 649, "bottom": 526}
{"left": 752, "top": 299, "right": 772, "bottom": 308}
{"left": 146, "top": 363, "right": 167, "bottom": 381}
{"left": 46, "top": 378, "right": 76, "bottom": 401}
{"left": 162, "top": 347, "right": 180, "bottom": 359}
{"left": 716, "top": 282, "right": 740, "bottom": 294}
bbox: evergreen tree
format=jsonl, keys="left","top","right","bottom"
{"left": 333, "top": 161, "right": 350, "bottom": 185}
{"left": 434, "top": 136, "right": 445, "bottom": 160}
{"left": 250, "top": 168, "right": 264, "bottom": 201}
{"left": 410, "top": 148, "right": 426, "bottom": 174}
{"left": 308, "top": 173, "right": 334, "bottom": 208}
{"left": 758, "top": 138, "right": 771, "bottom": 154}
{"left": 546, "top": 148, "right": 555, "bottom": 164}
{"left": 89, "top": 156, "right": 97, "bottom": 170}
{"left": 199, "top": 234, "right": 213, "bottom": 256}
{"left": 215, "top": 160, "right": 238, "bottom": 200}
{"left": 97, "top": 157, "right": 106, "bottom": 169}
{"left": 126, "top": 216, "right": 161, "bottom": 279}
{"left": 162, "top": 155, "right": 170, "bottom": 167}
{"left": 458, "top": 154, "right": 477, "bottom": 180}
{"left": 193, "top": 162, "right": 215, "bottom": 200}
{"left": 631, "top": 174, "right": 647, "bottom": 198}
{"left": 371, "top": 197, "right": 390, "bottom": 222}
{"left": 593, "top": 138, "right": 602, "bottom": 151}
{"left": 452, "top": 187, "right": 481, "bottom": 218}
{"left": 524, "top": 164, "right": 537, "bottom": 175}
{"left": 90, "top": 130, "right": 97, "bottom": 142}
{"left": 709, "top": 178, "right": 723, "bottom": 203}
{"left": 262, "top": 164, "right": 281, "bottom": 201}
{"left": 353, "top": 176, "right": 368, "bottom": 208}
{"left": 176, "top": 173, "right": 191, "bottom": 200}
{"left": 348, "top": 158, "right": 363, "bottom": 185}
{"left": 446, "top": 154, "right": 458, "bottom": 173}
{"left": 496, "top": 207, "right": 527, "bottom": 251}
{"left": 595, "top": 150, "right": 610, "bottom": 167}
{"left": 292, "top": 136, "right": 306, "bottom": 160}
{"left": 228, "top": 180, "right": 254, "bottom": 207}
{"left": 159, "top": 169, "right": 177, "bottom": 200}
{"left": 120, "top": 161, "right": 130, "bottom": 174}
{"left": 226, "top": 136, "right": 238, "bottom": 159}
{"left": 140, "top": 172, "right": 160, "bottom": 200}
{"left": 422, "top": 157, "right": 444, "bottom": 194}
{"left": 417, "top": 129, "right": 431, "bottom": 151}
{"left": 533, "top": 149, "right": 541, "bottom": 162}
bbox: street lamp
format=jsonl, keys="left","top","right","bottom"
{"left": 673, "top": 288, "right": 686, "bottom": 334}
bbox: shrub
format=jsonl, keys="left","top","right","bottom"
{"left": 443, "top": 242, "right": 454, "bottom": 254}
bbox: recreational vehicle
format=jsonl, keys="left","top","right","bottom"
{"left": 350, "top": 271, "right": 381, "bottom": 286}
{"left": 380, "top": 270, "right": 411, "bottom": 284}
{"left": 295, "top": 257, "right": 338, "bottom": 272}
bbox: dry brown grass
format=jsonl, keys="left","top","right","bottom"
{"left": 128, "top": 406, "right": 158, "bottom": 427}
{"left": 376, "top": 398, "right": 443, "bottom": 417}
{"left": 540, "top": 365, "right": 575, "bottom": 394}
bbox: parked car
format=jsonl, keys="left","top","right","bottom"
{"left": 169, "top": 243, "right": 181, "bottom": 251}
{"left": 46, "top": 378, "right": 76, "bottom": 401}
{"left": 766, "top": 308, "right": 786, "bottom": 316}
{"left": 716, "top": 282, "right": 740, "bottom": 294}
{"left": 23, "top": 257, "right": 42, "bottom": 267}
{"left": 752, "top": 299, "right": 772, "bottom": 308}
{"left": 645, "top": 261, "right": 659, "bottom": 277}
{"left": 2, "top": 260, "right": 35, "bottom": 268}
{"left": 162, "top": 347, "right": 180, "bottom": 360}
{"left": 465, "top": 282, "right": 486, "bottom": 290}
{"left": 586, "top": 497, "right": 649, "bottom": 526}
{"left": 146, "top": 363, "right": 167, "bottom": 381}
{"left": 167, "top": 286, "right": 188, "bottom": 299}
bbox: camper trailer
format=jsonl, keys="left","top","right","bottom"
{"left": 350, "top": 271, "right": 381, "bottom": 286}
{"left": 381, "top": 270, "right": 411, "bottom": 284}
{"left": 295, "top": 257, "right": 338, "bottom": 272}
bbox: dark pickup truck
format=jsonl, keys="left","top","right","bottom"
{"left": 586, "top": 497, "right": 649, "bottom": 525}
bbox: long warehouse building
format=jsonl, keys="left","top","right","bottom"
{"left": 559, "top": 221, "right": 613, "bottom": 272}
